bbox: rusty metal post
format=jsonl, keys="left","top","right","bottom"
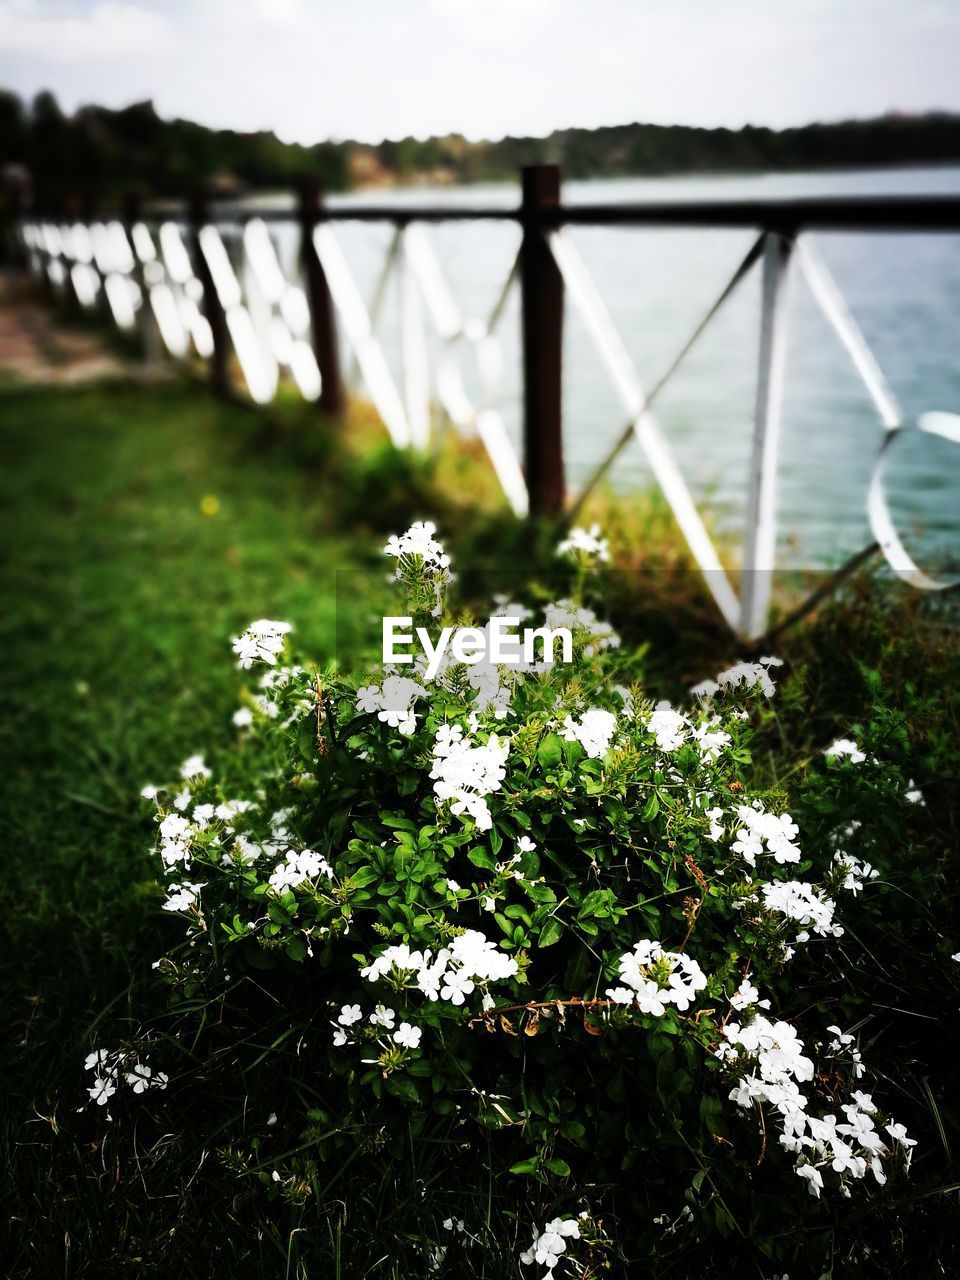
{"left": 520, "top": 164, "right": 565, "bottom": 516}
{"left": 189, "top": 193, "right": 230, "bottom": 396}
{"left": 298, "top": 179, "right": 346, "bottom": 419}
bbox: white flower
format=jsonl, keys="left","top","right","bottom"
{"left": 394, "top": 1022, "right": 422, "bottom": 1049}
{"left": 730, "top": 803, "right": 802, "bottom": 867}
{"left": 430, "top": 727, "right": 509, "bottom": 831}
{"left": 729, "top": 979, "right": 770, "bottom": 1011}
{"left": 615, "top": 939, "right": 707, "bottom": 1013}
{"left": 885, "top": 1121, "right": 916, "bottom": 1151}
{"left": 605, "top": 986, "right": 635, "bottom": 1005}
{"left": 824, "top": 737, "right": 867, "bottom": 764}
{"left": 691, "top": 718, "right": 731, "bottom": 761}
{"left": 268, "top": 848, "right": 333, "bottom": 893}
{"left": 180, "top": 754, "right": 211, "bottom": 780}
{"left": 140, "top": 784, "right": 159, "bottom": 800}
{"left": 357, "top": 675, "right": 427, "bottom": 735}
{"left": 338, "top": 1004, "right": 362, "bottom": 1027}
{"left": 646, "top": 702, "right": 688, "bottom": 752}
{"left": 796, "top": 1164, "right": 824, "bottom": 1197}
{"left": 383, "top": 520, "right": 450, "bottom": 569}
{"left": 88, "top": 1075, "right": 116, "bottom": 1106}
{"left": 369, "top": 1004, "right": 396, "bottom": 1029}
{"left": 543, "top": 598, "right": 619, "bottom": 653}
{"left": 711, "top": 658, "right": 781, "bottom": 698}
{"left": 762, "top": 881, "right": 842, "bottom": 938}
{"left": 705, "top": 806, "right": 725, "bottom": 841}
{"left": 232, "top": 707, "right": 254, "bottom": 728}
{"left": 162, "top": 881, "right": 203, "bottom": 914}
{"left": 517, "top": 836, "right": 537, "bottom": 854}
{"left": 123, "top": 1063, "right": 154, "bottom": 1094}
{"left": 520, "top": 1216, "right": 580, "bottom": 1274}
{"left": 231, "top": 619, "right": 292, "bottom": 669}
{"left": 562, "top": 707, "right": 617, "bottom": 759}
{"left": 832, "top": 852, "right": 879, "bottom": 894}
{"left": 556, "top": 523, "right": 610, "bottom": 563}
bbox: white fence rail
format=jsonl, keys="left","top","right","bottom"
{"left": 13, "top": 175, "right": 960, "bottom": 639}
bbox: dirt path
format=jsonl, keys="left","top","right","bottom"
{"left": 0, "top": 269, "right": 130, "bottom": 384}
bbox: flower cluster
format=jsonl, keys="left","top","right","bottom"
{"left": 561, "top": 706, "right": 617, "bottom": 759}
{"left": 357, "top": 674, "right": 426, "bottom": 735}
{"left": 520, "top": 1215, "right": 583, "bottom": 1279}
{"left": 607, "top": 939, "right": 708, "bottom": 1015}
{"left": 127, "top": 518, "right": 922, "bottom": 1267}
{"left": 360, "top": 930, "right": 519, "bottom": 1008}
{"left": 384, "top": 519, "right": 450, "bottom": 570}
{"left": 718, "top": 1012, "right": 913, "bottom": 1198}
{"left": 231, "top": 618, "right": 293, "bottom": 669}
{"left": 760, "top": 879, "right": 842, "bottom": 939}
{"left": 84, "top": 1047, "right": 168, "bottom": 1113}
{"left": 556, "top": 522, "right": 610, "bottom": 563}
{"left": 691, "top": 655, "right": 783, "bottom": 700}
{"left": 429, "top": 724, "right": 509, "bottom": 831}
{"left": 383, "top": 519, "right": 451, "bottom": 615}
{"left": 730, "top": 801, "right": 801, "bottom": 867}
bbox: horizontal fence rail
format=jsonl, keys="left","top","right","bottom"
{"left": 10, "top": 167, "right": 960, "bottom": 640}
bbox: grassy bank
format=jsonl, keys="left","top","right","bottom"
{"left": 2, "top": 376, "right": 959, "bottom": 1276}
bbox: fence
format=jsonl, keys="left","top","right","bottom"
{"left": 12, "top": 166, "right": 960, "bottom": 640}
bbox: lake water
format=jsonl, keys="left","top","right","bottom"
{"left": 297, "top": 167, "right": 960, "bottom": 570}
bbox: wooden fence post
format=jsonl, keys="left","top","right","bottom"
{"left": 298, "top": 179, "right": 346, "bottom": 419}
{"left": 189, "top": 193, "right": 230, "bottom": 397}
{"left": 520, "top": 164, "right": 565, "bottom": 517}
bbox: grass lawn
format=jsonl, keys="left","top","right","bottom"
{"left": 0, "top": 380, "right": 381, "bottom": 1244}
{"left": 2, "top": 374, "right": 959, "bottom": 1277}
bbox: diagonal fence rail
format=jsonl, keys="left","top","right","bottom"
{"left": 11, "top": 169, "right": 960, "bottom": 639}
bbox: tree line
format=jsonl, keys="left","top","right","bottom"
{"left": 2, "top": 89, "right": 959, "bottom": 208}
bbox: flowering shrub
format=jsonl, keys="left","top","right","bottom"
{"left": 123, "top": 522, "right": 928, "bottom": 1274}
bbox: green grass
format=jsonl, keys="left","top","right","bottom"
{"left": 0, "top": 381, "right": 390, "bottom": 1267}
{"left": 2, "top": 376, "right": 959, "bottom": 1277}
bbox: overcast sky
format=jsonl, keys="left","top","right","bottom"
{"left": 1, "top": 0, "right": 958, "bottom": 144}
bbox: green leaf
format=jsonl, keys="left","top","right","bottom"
{"left": 284, "top": 935, "right": 307, "bottom": 962}
{"left": 538, "top": 733, "right": 563, "bottom": 770}
{"left": 543, "top": 1157, "right": 571, "bottom": 1177}
{"left": 508, "top": 1157, "right": 540, "bottom": 1176}
{"left": 348, "top": 866, "right": 380, "bottom": 888}
{"left": 538, "top": 917, "right": 564, "bottom": 948}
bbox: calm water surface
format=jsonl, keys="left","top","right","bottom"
{"left": 276, "top": 167, "right": 960, "bottom": 569}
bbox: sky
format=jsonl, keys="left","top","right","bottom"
{"left": 1, "top": 0, "right": 959, "bottom": 145}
